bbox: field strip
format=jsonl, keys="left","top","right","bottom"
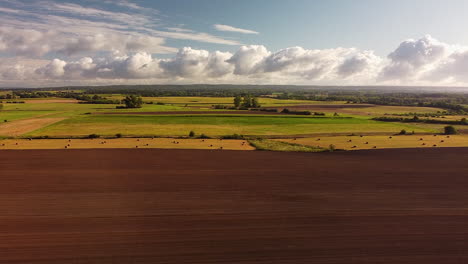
{"left": 274, "top": 134, "right": 468, "bottom": 150}
{"left": 0, "top": 138, "right": 255, "bottom": 150}
{"left": 0, "top": 118, "right": 66, "bottom": 136}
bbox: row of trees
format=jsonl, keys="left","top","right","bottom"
{"left": 233, "top": 95, "right": 260, "bottom": 108}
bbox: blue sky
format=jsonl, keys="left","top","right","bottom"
{"left": 1, "top": 0, "right": 468, "bottom": 87}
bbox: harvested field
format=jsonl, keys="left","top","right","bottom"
{"left": 0, "top": 117, "right": 65, "bottom": 136}
{"left": 1, "top": 148, "right": 468, "bottom": 263}
{"left": 0, "top": 138, "right": 254, "bottom": 150}
{"left": 277, "top": 134, "right": 468, "bottom": 150}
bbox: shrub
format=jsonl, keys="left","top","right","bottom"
{"left": 221, "top": 134, "right": 244, "bottom": 139}
{"left": 329, "top": 144, "right": 336, "bottom": 152}
{"left": 199, "top": 133, "right": 210, "bottom": 139}
{"left": 88, "top": 134, "right": 100, "bottom": 139}
{"left": 115, "top": 133, "right": 123, "bottom": 138}
{"left": 444, "top": 126, "right": 457, "bottom": 135}
{"left": 399, "top": 129, "right": 407, "bottom": 135}
{"left": 189, "top": 130, "right": 195, "bottom": 137}
{"left": 213, "top": 104, "right": 227, "bottom": 109}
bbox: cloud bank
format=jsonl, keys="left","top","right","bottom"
{"left": 3, "top": 35, "right": 468, "bottom": 87}
{"left": 1, "top": 1, "right": 468, "bottom": 87}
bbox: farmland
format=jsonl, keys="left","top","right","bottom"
{"left": 1, "top": 87, "right": 467, "bottom": 150}
{"left": 1, "top": 148, "right": 467, "bottom": 263}
{"left": 1, "top": 87, "right": 468, "bottom": 264}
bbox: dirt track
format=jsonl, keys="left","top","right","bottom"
{"left": 1, "top": 148, "right": 468, "bottom": 263}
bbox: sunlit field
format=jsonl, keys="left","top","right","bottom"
{"left": 276, "top": 134, "right": 468, "bottom": 150}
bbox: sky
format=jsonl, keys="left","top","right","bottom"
{"left": 1, "top": 0, "right": 468, "bottom": 87}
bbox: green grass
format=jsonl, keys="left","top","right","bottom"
{"left": 25, "top": 115, "right": 437, "bottom": 137}
{"left": 249, "top": 139, "right": 326, "bottom": 152}
{"left": 0, "top": 110, "right": 56, "bottom": 121}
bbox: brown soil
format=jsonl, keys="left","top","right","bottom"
{"left": 95, "top": 111, "right": 288, "bottom": 115}
{"left": 265, "top": 104, "right": 375, "bottom": 110}
{"left": 1, "top": 148, "right": 468, "bottom": 263}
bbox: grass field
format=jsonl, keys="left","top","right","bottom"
{"left": 0, "top": 138, "right": 254, "bottom": 150}
{"left": 1, "top": 96, "right": 466, "bottom": 142}
{"left": 23, "top": 115, "right": 436, "bottom": 137}
{"left": 275, "top": 134, "right": 468, "bottom": 150}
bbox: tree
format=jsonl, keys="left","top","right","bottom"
{"left": 251, "top": 97, "right": 260, "bottom": 108}
{"left": 242, "top": 95, "right": 252, "bottom": 108}
{"left": 122, "top": 95, "right": 143, "bottom": 108}
{"left": 240, "top": 95, "right": 260, "bottom": 108}
{"left": 233, "top": 95, "right": 242, "bottom": 108}
{"left": 189, "top": 130, "right": 195, "bottom": 137}
{"left": 444, "top": 125, "right": 457, "bottom": 135}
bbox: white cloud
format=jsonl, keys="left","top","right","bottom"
{"left": 214, "top": 24, "right": 259, "bottom": 34}
{"left": 0, "top": 0, "right": 241, "bottom": 59}
{"left": 35, "top": 59, "right": 67, "bottom": 78}
{"left": 379, "top": 35, "right": 449, "bottom": 81}
{"left": 227, "top": 45, "right": 271, "bottom": 75}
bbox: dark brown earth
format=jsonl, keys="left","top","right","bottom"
{"left": 95, "top": 110, "right": 287, "bottom": 115}
{"left": 1, "top": 148, "right": 468, "bottom": 264}
{"left": 265, "top": 104, "right": 375, "bottom": 110}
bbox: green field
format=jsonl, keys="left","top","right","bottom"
{"left": 25, "top": 115, "right": 436, "bottom": 137}
{"left": 0, "top": 95, "right": 465, "bottom": 139}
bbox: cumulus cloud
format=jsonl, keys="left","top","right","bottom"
{"left": 35, "top": 59, "right": 67, "bottom": 78}
{"left": 425, "top": 49, "right": 468, "bottom": 83}
{"left": 214, "top": 24, "right": 259, "bottom": 34}
{"left": 227, "top": 45, "right": 270, "bottom": 75}
{"left": 3, "top": 33, "right": 468, "bottom": 87}
{"left": 379, "top": 35, "right": 449, "bottom": 81}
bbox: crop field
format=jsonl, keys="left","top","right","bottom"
{"left": 276, "top": 134, "right": 468, "bottom": 150}
{"left": 1, "top": 95, "right": 466, "bottom": 143}
{"left": 1, "top": 148, "right": 467, "bottom": 263}
{"left": 103, "top": 95, "right": 344, "bottom": 107}
{"left": 0, "top": 138, "right": 254, "bottom": 150}
{"left": 24, "top": 115, "right": 435, "bottom": 137}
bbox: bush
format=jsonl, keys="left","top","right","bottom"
{"left": 444, "top": 126, "right": 457, "bottom": 135}
{"left": 221, "top": 134, "right": 244, "bottom": 139}
{"left": 115, "top": 133, "right": 123, "bottom": 138}
{"left": 189, "top": 131, "right": 195, "bottom": 137}
{"left": 88, "top": 134, "right": 100, "bottom": 139}
{"left": 199, "top": 133, "right": 210, "bottom": 139}
{"left": 399, "top": 129, "right": 407, "bottom": 135}
{"left": 329, "top": 144, "right": 336, "bottom": 152}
